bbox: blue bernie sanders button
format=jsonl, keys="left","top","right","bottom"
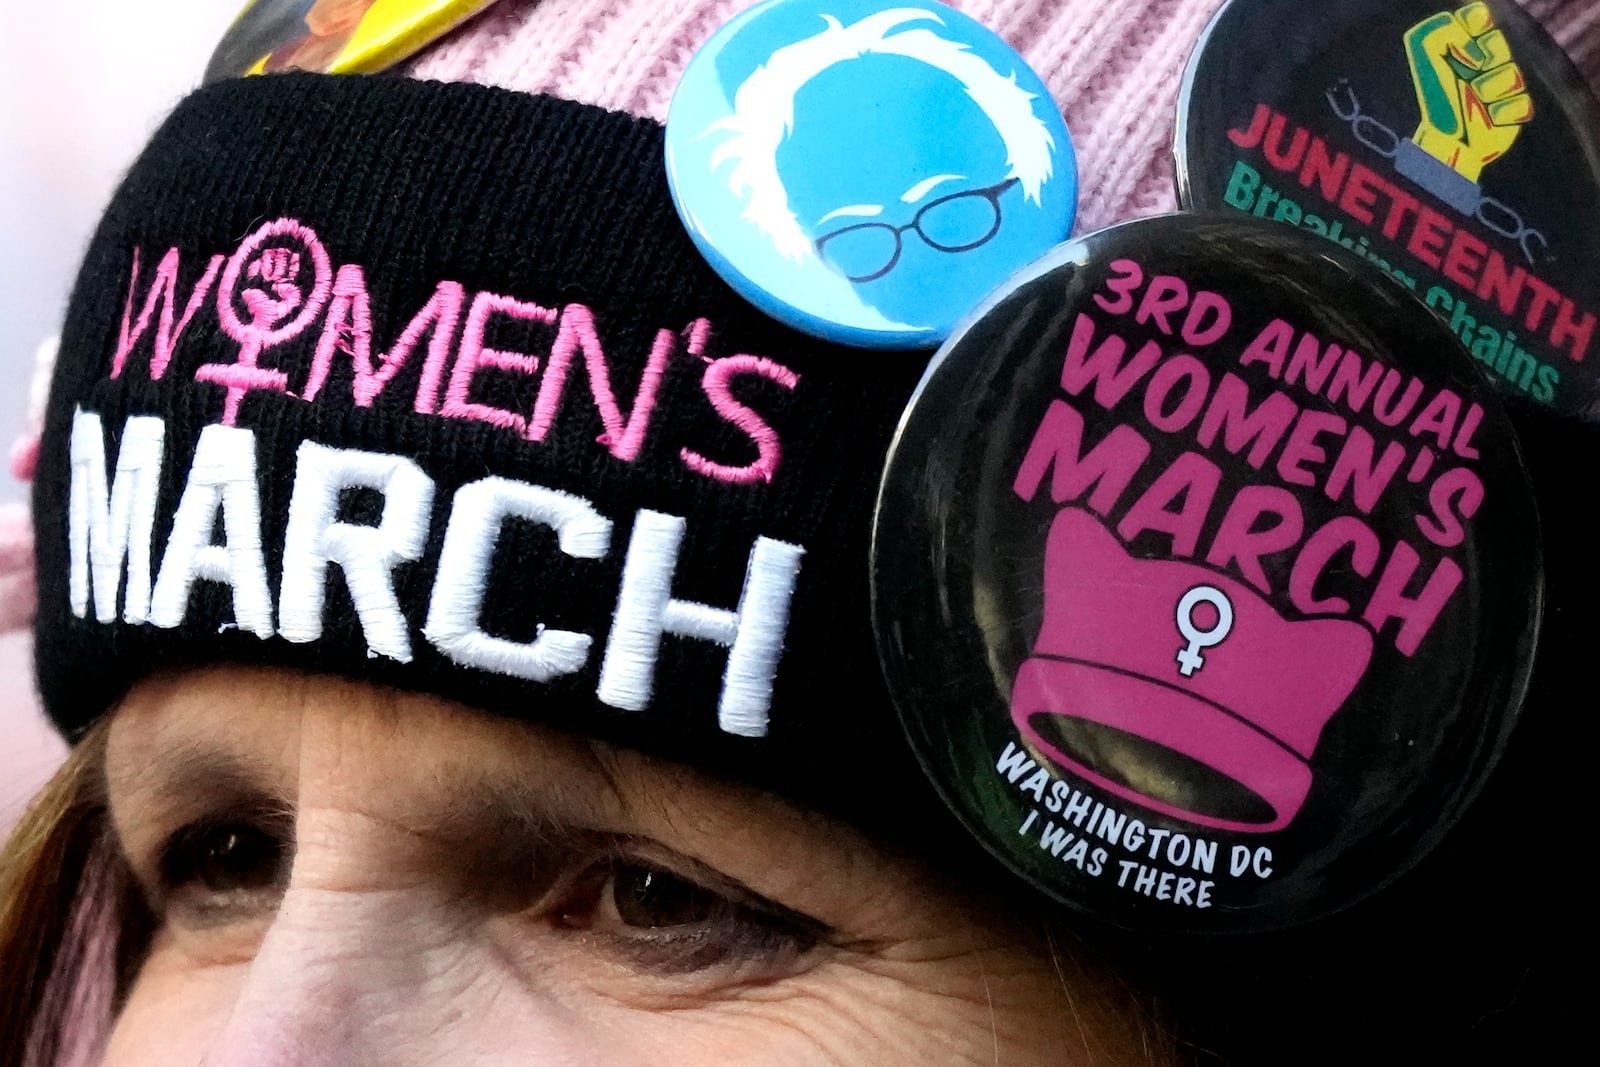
{"left": 666, "top": 0, "right": 1078, "bottom": 350}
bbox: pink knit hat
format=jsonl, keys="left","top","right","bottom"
{"left": 406, "top": 0, "right": 1600, "bottom": 232}
{"left": 4, "top": 0, "right": 1594, "bottom": 638}
{"left": 405, "top": 0, "right": 1231, "bottom": 233}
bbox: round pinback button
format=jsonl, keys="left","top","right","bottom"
{"left": 1176, "top": 0, "right": 1600, "bottom": 425}
{"left": 872, "top": 214, "right": 1542, "bottom": 934}
{"left": 664, "top": 0, "right": 1078, "bottom": 350}
{"left": 205, "top": 0, "right": 499, "bottom": 82}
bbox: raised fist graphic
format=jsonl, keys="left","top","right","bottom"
{"left": 241, "top": 246, "right": 306, "bottom": 327}
{"left": 1406, "top": 3, "right": 1534, "bottom": 183}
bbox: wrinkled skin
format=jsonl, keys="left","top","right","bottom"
{"left": 102, "top": 667, "right": 1165, "bottom": 1066}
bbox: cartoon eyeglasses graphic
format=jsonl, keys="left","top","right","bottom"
{"left": 814, "top": 177, "right": 1021, "bottom": 283}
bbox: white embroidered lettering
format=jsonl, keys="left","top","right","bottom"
{"left": 279, "top": 442, "right": 435, "bottom": 661}
{"left": 149, "top": 425, "right": 275, "bottom": 637}
{"left": 67, "top": 409, "right": 166, "bottom": 623}
{"left": 598, "top": 509, "right": 804, "bottom": 737}
{"left": 424, "top": 478, "right": 612, "bottom": 680}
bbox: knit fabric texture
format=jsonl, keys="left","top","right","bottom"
{"left": 31, "top": 73, "right": 957, "bottom": 850}
{"left": 20, "top": 3, "right": 1600, "bottom": 1059}
{"left": 408, "top": 0, "right": 1600, "bottom": 235}
{"left": 28, "top": 0, "right": 1600, "bottom": 857}
{"left": 28, "top": 0, "right": 1600, "bottom": 840}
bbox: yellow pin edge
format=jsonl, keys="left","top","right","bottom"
{"left": 239, "top": 0, "right": 499, "bottom": 78}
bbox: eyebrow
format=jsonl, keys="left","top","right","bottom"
{"left": 105, "top": 707, "right": 757, "bottom": 894}
{"left": 901, "top": 174, "right": 966, "bottom": 203}
{"left": 416, "top": 774, "right": 594, "bottom": 851}
{"left": 106, "top": 736, "right": 289, "bottom": 881}
{"left": 108, "top": 722, "right": 618, "bottom": 831}
{"left": 107, "top": 740, "right": 590, "bottom": 899}
{"left": 111, "top": 737, "right": 287, "bottom": 823}
{"left": 812, "top": 207, "right": 889, "bottom": 228}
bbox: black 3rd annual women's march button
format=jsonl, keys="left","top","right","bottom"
{"left": 1176, "top": 0, "right": 1600, "bottom": 424}
{"left": 871, "top": 215, "right": 1541, "bottom": 933}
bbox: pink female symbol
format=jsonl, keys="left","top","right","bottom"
{"left": 195, "top": 218, "right": 333, "bottom": 424}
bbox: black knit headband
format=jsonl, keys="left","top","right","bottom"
{"left": 33, "top": 72, "right": 953, "bottom": 848}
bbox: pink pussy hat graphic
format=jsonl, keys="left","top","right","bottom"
{"left": 1011, "top": 508, "right": 1376, "bottom": 834}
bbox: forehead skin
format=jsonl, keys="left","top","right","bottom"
{"left": 100, "top": 666, "right": 1167, "bottom": 1066}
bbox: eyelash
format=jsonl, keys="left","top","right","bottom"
{"left": 152, "top": 820, "right": 825, "bottom": 975}
{"left": 156, "top": 816, "right": 292, "bottom": 924}
{"left": 551, "top": 844, "right": 827, "bottom": 975}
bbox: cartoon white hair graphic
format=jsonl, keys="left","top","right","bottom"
{"left": 704, "top": 8, "right": 1057, "bottom": 262}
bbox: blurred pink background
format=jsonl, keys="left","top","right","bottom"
{"left": 1, "top": 1, "right": 240, "bottom": 829}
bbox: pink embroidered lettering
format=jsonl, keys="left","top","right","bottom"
{"left": 112, "top": 247, "right": 225, "bottom": 381}
{"left": 195, "top": 219, "right": 333, "bottom": 425}
{"left": 437, "top": 291, "right": 558, "bottom": 433}
{"left": 528, "top": 305, "right": 677, "bottom": 460}
{"left": 99, "top": 222, "right": 797, "bottom": 492}
{"left": 306, "top": 268, "right": 464, "bottom": 408}
{"left": 681, "top": 355, "right": 800, "bottom": 485}
{"left": 685, "top": 318, "right": 713, "bottom": 363}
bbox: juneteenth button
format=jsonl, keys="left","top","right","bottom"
{"left": 1176, "top": 0, "right": 1600, "bottom": 425}
{"left": 871, "top": 215, "right": 1542, "bottom": 934}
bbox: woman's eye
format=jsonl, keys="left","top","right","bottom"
{"left": 610, "top": 865, "right": 722, "bottom": 929}
{"left": 556, "top": 856, "right": 826, "bottom": 976}
{"left": 159, "top": 821, "right": 289, "bottom": 914}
